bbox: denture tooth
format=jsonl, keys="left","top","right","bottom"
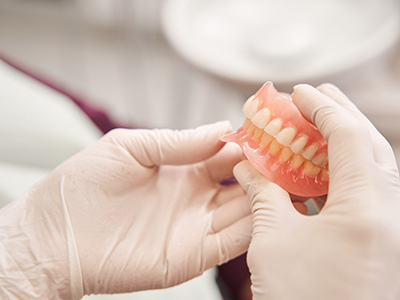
{"left": 247, "top": 123, "right": 256, "bottom": 136}
{"left": 242, "top": 95, "right": 259, "bottom": 119}
{"left": 302, "top": 143, "right": 319, "bottom": 160}
{"left": 280, "top": 147, "right": 294, "bottom": 162}
{"left": 242, "top": 118, "right": 251, "bottom": 130}
{"left": 290, "top": 135, "right": 309, "bottom": 154}
{"left": 276, "top": 127, "right": 297, "bottom": 146}
{"left": 260, "top": 132, "right": 273, "bottom": 147}
{"left": 269, "top": 139, "right": 283, "bottom": 155}
{"left": 312, "top": 152, "right": 328, "bottom": 167}
{"left": 303, "top": 161, "right": 322, "bottom": 178}
{"left": 320, "top": 168, "right": 329, "bottom": 181}
{"left": 251, "top": 108, "right": 271, "bottom": 129}
{"left": 291, "top": 154, "right": 305, "bottom": 169}
{"left": 264, "top": 118, "right": 283, "bottom": 136}
{"left": 253, "top": 127, "right": 264, "bottom": 141}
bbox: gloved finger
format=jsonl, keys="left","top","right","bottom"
{"left": 107, "top": 121, "right": 232, "bottom": 167}
{"left": 317, "top": 83, "right": 398, "bottom": 169}
{"left": 292, "top": 84, "right": 375, "bottom": 179}
{"left": 204, "top": 142, "right": 243, "bottom": 183}
{"left": 234, "top": 160, "right": 295, "bottom": 219}
{"left": 212, "top": 194, "right": 251, "bottom": 232}
{"left": 206, "top": 215, "right": 252, "bottom": 268}
{"left": 214, "top": 184, "right": 246, "bottom": 206}
{"left": 316, "top": 83, "right": 370, "bottom": 122}
{"left": 216, "top": 183, "right": 311, "bottom": 207}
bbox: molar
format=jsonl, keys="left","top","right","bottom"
{"left": 303, "top": 161, "right": 321, "bottom": 178}
{"left": 302, "top": 143, "right": 319, "bottom": 160}
{"left": 276, "top": 127, "right": 297, "bottom": 146}
{"left": 251, "top": 108, "right": 271, "bottom": 129}
{"left": 312, "top": 152, "right": 328, "bottom": 167}
{"left": 242, "top": 95, "right": 259, "bottom": 119}
{"left": 321, "top": 168, "right": 329, "bottom": 181}
{"left": 290, "top": 135, "right": 309, "bottom": 154}
{"left": 264, "top": 118, "right": 283, "bottom": 136}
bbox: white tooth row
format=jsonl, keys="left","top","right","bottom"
{"left": 243, "top": 96, "right": 328, "bottom": 166}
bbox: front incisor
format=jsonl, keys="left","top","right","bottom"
{"left": 276, "top": 127, "right": 297, "bottom": 146}
{"left": 290, "top": 135, "right": 309, "bottom": 154}
{"left": 242, "top": 96, "right": 259, "bottom": 119}
{"left": 302, "top": 143, "right": 319, "bottom": 160}
{"left": 264, "top": 118, "right": 283, "bottom": 136}
{"left": 251, "top": 108, "right": 271, "bottom": 129}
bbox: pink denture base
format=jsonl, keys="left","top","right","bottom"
{"left": 222, "top": 82, "right": 329, "bottom": 197}
{"left": 223, "top": 129, "right": 328, "bottom": 197}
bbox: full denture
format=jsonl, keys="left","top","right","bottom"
{"left": 222, "top": 82, "right": 329, "bottom": 197}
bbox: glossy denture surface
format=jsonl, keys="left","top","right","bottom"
{"left": 223, "top": 82, "right": 329, "bottom": 196}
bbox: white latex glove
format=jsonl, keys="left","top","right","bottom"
{"left": 0, "top": 121, "right": 252, "bottom": 299}
{"left": 234, "top": 84, "right": 400, "bottom": 300}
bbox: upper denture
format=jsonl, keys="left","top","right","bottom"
{"left": 221, "top": 82, "right": 329, "bottom": 197}
{"left": 241, "top": 84, "right": 328, "bottom": 182}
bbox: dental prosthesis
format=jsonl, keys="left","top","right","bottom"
{"left": 222, "top": 82, "right": 328, "bottom": 197}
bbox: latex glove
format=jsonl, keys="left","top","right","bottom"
{"left": 0, "top": 121, "right": 252, "bottom": 299}
{"left": 234, "top": 84, "right": 400, "bottom": 300}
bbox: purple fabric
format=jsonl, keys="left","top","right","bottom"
{"left": 219, "top": 254, "right": 251, "bottom": 299}
{"left": 1, "top": 54, "right": 129, "bottom": 134}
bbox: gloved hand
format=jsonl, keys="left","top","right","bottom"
{"left": 0, "top": 121, "right": 252, "bottom": 299}
{"left": 234, "top": 84, "right": 400, "bottom": 300}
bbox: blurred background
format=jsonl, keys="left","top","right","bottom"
{"left": 1, "top": 0, "right": 400, "bottom": 299}
{"left": 1, "top": 0, "right": 399, "bottom": 133}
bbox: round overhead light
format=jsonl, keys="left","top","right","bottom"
{"left": 162, "top": 0, "right": 400, "bottom": 84}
